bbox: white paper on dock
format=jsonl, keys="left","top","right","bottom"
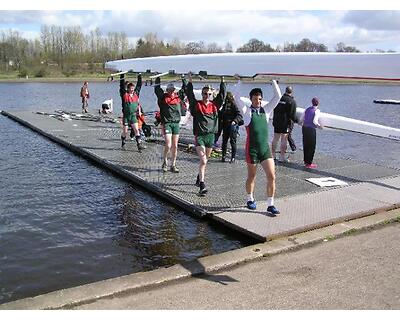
{"left": 306, "top": 177, "right": 348, "bottom": 187}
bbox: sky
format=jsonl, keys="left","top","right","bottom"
{"left": 1, "top": 1, "right": 400, "bottom": 52}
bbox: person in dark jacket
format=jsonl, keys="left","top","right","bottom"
{"left": 186, "top": 73, "right": 226, "bottom": 195}
{"left": 154, "top": 76, "right": 187, "bottom": 173}
{"left": 219, "top": 91, "right": 243, "bottom": 163}
{"left": 119, "top": 73, "right": 145, "bottom": 151}
{"left": 271, "top": 86, "right": 298, "bottom": 162}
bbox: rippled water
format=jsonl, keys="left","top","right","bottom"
{"left": 0, "top": 81, "right": 399, "bottom": 304}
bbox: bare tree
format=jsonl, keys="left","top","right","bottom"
{"left": 184, "top": 41, "right": 206, "bottom": 54}
{"left": 283, "top": 42, "right": 296, "bottom": 52}
{"left": 224, "top": 42, "right": 233, "bottom": 53}
{"left": 335, "top": 42, "right": 360, "bottom": 52}
{"left": 207, "top": 42, "right": 223, "bottom": 53}
{"left": 295, "top": 38, "right": 328, "bottom": 52}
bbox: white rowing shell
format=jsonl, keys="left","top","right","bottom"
{"left": 106, "top": 52, "right": 400, "bottom": 81}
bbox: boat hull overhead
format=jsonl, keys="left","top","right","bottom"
{"left": 105, "top": 52, "right": 400, "bottom": 81}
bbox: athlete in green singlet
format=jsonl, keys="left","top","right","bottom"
{"left": 233, "top": 79, "right": 282, "bottom": 215}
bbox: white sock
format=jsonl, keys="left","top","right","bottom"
{"left": 247, "top": 193, "right": 254, "bottom": 202}
{"left": 267, "top": 197, "right": 274, "bottom": 207}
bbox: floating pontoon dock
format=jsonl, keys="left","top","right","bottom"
{"left": 2, "top": 110, "right": 399, "bottom": 241}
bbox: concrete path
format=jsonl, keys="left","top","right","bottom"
{"left": 1, "top": 208, "right": 399, "bottom": 309}
{"left": 74, "top": 218, "right": 400, "bottom": 309}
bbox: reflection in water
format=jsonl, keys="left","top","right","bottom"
{"left": 116, "top": 186, "right": 216, "bottom": 271}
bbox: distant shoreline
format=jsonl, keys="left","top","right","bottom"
{"left": 0, "top": 75, "right": 399, "bottom": 85}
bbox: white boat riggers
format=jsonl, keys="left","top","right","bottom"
{"left": 149, "top": 71, "right": 169, "bottom": 79}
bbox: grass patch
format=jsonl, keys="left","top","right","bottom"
{"left": 382, "top": 215, "right": 400, "bottom": 225}
{"left": 343, "top": 228, "right": 358, "bottom": 236}
{"left": 324, "top": 235, "right": 335, "bottom": 241}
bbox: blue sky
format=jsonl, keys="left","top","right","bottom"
{"left": 1, "top": 3, "right": 400, "bottom": 52}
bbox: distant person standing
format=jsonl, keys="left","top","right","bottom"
{"left": 186, "top": 73, "right": 226, "bottom": 196}
{"left": 271, "top": 86, "right": 298, "bottom": 162}
{"left": 154, "top": 76, "right": 187, "bottom": 173}
{"left": 219, "top": 91, "right": 243, "bottom": 163}
{"left": 300, "top": 97, "right": 323, "bottom": 169}
{"left": 233, "top": 78, "right": 282, "bottom": 215}
{"left": 80, "top": 81, "right": 90, "bottom": 113}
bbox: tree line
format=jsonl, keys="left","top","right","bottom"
{"left": 0, "top": 25, "right": 395, "bottom": 77}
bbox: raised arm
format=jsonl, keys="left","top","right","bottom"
{"left": 134, "top": 73, "right": 142, "bottom": 96}
{"left": 213, "top": 77, "right": 227, "bottom": 108}
{"left": 178, "top": 75, "right": 188, "bottom": 116}
{"left": 263, "top": 80, "right": 282, "bottom": 115}
{"left": 231, "top": 79, "right": 252, "bottom": 126}
{"left": 231, "top": 80, "right": 248, "bottom": 116}
{"left": 154, "top": 76, "right": 164, "bottom": 100}
{"left": 178, "top": 75, "right": 187, "bottom": 101}
{"left": 119, "top": 74, "right": 126, "bottom": 98}
{"left": 186, "top": 74, "right": 197, "bottom": 115}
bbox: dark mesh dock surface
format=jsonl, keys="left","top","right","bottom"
{"left": 3, "top": 111, "right": 399, "bottom": 241}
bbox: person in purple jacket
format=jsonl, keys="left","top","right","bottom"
{"left": 300, "top": 97, "right": 323, "bottom": 169}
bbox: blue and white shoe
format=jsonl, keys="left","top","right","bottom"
{"left": 267, "top": 206, "right": 280, "bottom": 215}
{"left": 246, "top": 200, "right": 257, "bottom": 210}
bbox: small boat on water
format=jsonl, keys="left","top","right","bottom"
{"left": 373, "top": 99, "right": 400, "bottom": 105}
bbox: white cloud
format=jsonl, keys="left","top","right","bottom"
{"left": 2, "top": 0, "right": 400, "bottom": 10}
{"left": 343, "top": 11, "right": 400, "bottom": 30}
{"left": 0, "top": 11, "right": 49, "bottom": 23}
{"left": 98, "top": 11, "right": 331, "bottom": 49}
{"left": 0, "top": 10, "right": 399, "bottom": 51}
